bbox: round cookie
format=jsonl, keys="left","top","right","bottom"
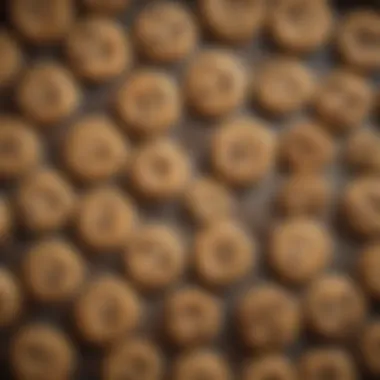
{"left": 194, "top": 221, "right": 256, "bottom": 288}
{"left": 115, "top": 70, "right": 181, "bottom": 137}
{"left": 0, "top": 197, "right": 13, "bottom": 244}
{"left": 10, "top": 0, "right": 74, "bottom": 44}
{"left": 237, "top": 284, "right": 301, "bottom": 350}
{"left": 199, "top": 0, "right": 265, "bottom": 44}
{"left": 103, "top": 338, "right": 163, "bottom": 380}
{"left": 254, "top": 57, "right": 315, "bottom": 116}
{"left": 0, "top": 116, "right": 42, "bottom": 180}
{"left": 357, "top": 243, "right": 380, "bottom": 300}
{"left": 298, "top": 349, "right": 357, "bottom": 380}
{"left": 359, "top": 321, "right": 380, "bottom": 376}
{"left": 17, "top": 61, "right": 81, "bottom": 126}
{"left": 172, "top": 350, "right": 231, "bottom": 380}
{"left": 0, "top": 268, "right": 22, "bottom": 327}
{"left": 66, "top": 16, "right": 132, "bottom": 82}
{"left": 11, "top": 324, "right": 76, "bottom": 380}
{"left": 314, "top": 69, "right": 373, "bottom": 133}
{"left": 133, "top": 2, "right": 198, "bottom": 63}
{"left": 74, "top": 276, "right": 141, "bottom": 346}
{"left": 130, "top": 139, "right": 191, "bottom": 201}
{"left": 269, "top": 219, "right": 333, "bottom": 285}
{"left": 63, "top": 115, "right": 129, "bottom": 183}
{"left": 211, "top": 117, "right": 276, "bottom": 187}
{"left": 23, "top": 239, "right": 86, "bottom": 303}
{"left": 123, "top": 224, "right": 185, "bottom": 291}
{"left": 16, "top": 168, "right": 76, "bottom": 234}
{"left": 184, "top": 49, "right": 246, "bottom": 118}
{"left": 269, "top": 0, "right": 333, "bottom": 55}
{"left": 76, "top": 186, "right": 136, "bottom": 252}
{"left": 304, "top": 274, "right": 367, "bottom": 340}
{"left": 279, "top": 120, "right": 335, "bottom": 173}
{"left": 84, "top": 0, "right": 130, "bottom": 15}
{"left": 165, "top": 287, "right": 222, "bottom": 347}
{"left": 337, "top": 10, "right": 380, "bottom": 73}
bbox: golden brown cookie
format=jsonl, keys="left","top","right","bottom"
{"left": 74, "top": 276, "right": 141, "bottom": 346}
{"left": 76, "top": 186, "right": 136, "bottom": 252}
{"left": 16, "top": 168, "right": 76, "bottom": 234}
{"left": 199, "top": 0, "right": 265, "bottom": 44}
{"left": 63, "top": 115, "right": 129, "bottom": 183}
{"left": 130, "top": 139, "right": 191, "bottom": 200}
{"left": 0, "top": 268, "right": 22, "bottom": 327}
{"left": 269, "top": 0, "right": 333, "bottom": 55}
{"left": 172, "top": 350, "right": 231, "bottom": 380}
{"left": 23, "top": 239, "right": 85, "bottom": 303}
{"left": 184, "top": 50, "right": 246, "bottom": 118}
{"left": 123, "top": 224, "right": 185, "bottom": 292}
{"left": 115, "top": 70, "right": 181, "bottom": 137}
{"left": 298, "top": 349, "right": 357, "bottom": 380}
{"left": 314, "top": 70, "right": 373, "bottom": 133}
{"left": 0, "top": 116, "right": 42, "bottom": 179}
{"left": 254, "top": 57, "right": 315, "bottom": 116}
{"left": 165, "top": 287, "right": 222, "bottom": 347}
{"left": 269, "top": 219, "right": 333, "bottom": 285}
{"left": 359, "top": 321, "right": 380, "bottom": 376}
{"left": 211, "top": 117, "right": 276, "bottom": 187}
{"left": 17, "top": 61, "right": 81, "bottom": 126}
{"left": 11, "top": 324, "right": 76, "bottom": 380}
{"left": 237, "top": 284, "right": 301, "bottom": 350}
{"left": 103, "top": 338, "right": 164, "bottom": 380}
{"left": 84, "top": 0, "right": 130, "bottom": 15}
{"left": 194, "top": 221, "right": 256, "bottom": 288}
{"left": 66, "top": 16, "right": 132, "bottom": 82}
{"left": 337, "top": 10, "right": 380, "bottom": 73}
{"left": 304, "top": 274, "right": 367, "bottom": 340}
{"left": 10, "top": 0, "right": 74, "bottom": 44}
{"left": 279, "top": 120, "right": 335, "bottom": 173}
{"left": 0, "top": 197, "right": 13, "bottom": 244}
{"left": 133, "top": 2, "right": 198, "bottom": 63}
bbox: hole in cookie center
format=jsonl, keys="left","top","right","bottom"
{"left": 136, "top": 90, "right": 165, "bottom": 114}
{"left": 151, "top": 157, "right": 171, "bottom": 177}
{"left": 215, "top": 240, "right": 235, "bottom": 264}
{"left": 99, "top": 298, "right": 120, "bottom": 326}
{"left": 317, "top": 365, "right": 338, "bottom": 380}
{"left": 44, "top": 261, "right": 66, "bottom": 289}
{"left": 131, "top": 356, "right": 149, "bottom": 376}
{"left": 367, "top": 192, "right": 380, "bottom": 215}
{"left": 26, "top": 345, "right": 53, "bottom": 365}
{"left": 357, "top": 29, "right": 380, "bottom": 50}
{"left": 0, "top": 137, "right": 20, "bottom": 157}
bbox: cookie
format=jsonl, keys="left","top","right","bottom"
{"left": 276, "top": 175, "right": 331, "bottom": 217}
{"left": 84, "top": 0, "right": 130, "bottom": 15}
{"left": 211, "top": 117, "right": 276, "bottom": 187}
{"left": 17, "top": 61, "right": 81, "bottom": 126}
{"left": 269, "top": 219, "right": 333, "bottom": 285}
{"left": 0, "top": 30, "right": 23, "bottom": 88}
{"left": 184, "top": 176, "right": 235, "bottom": 226}
{"left": 130, "top": 139, "right": 191, "bottom": 200}
{"left": 124, "top": 224, "right": 185, "bottom": 291}
{"left": 337, "top": 10, "right": 380, "bottom": 73}
{"left": 254, "top": 57, "right": 315, "bottom": 116}
{"left": 0, "top": 197, "right": 13, "bottom": 244}
{"left": 184, "top": 50, "right": 246, "bottom": 118}
{"left": 237, "top": 284, "right": 301, "bottom": 350}
{"left": 11, "top": 324, "right": 76, "bottom": 380}
{"left": 133, "top": 2, "right": 198, "bottom": 63}
{"left": 74, "top": 276, "right": 141, "bottom": 346}
{"left": 194, "top": 221, "right": 256, "bottom": 288}
{"left": 172, "top": 350, "right": 231, "bottom": 380}
{"left": 115, "top": 70, "right": 181, "bottom": 137}
{"left": 304, "top": 274, "right": 367, "bottom": 340}
{"left": 76, "top": 186, "right": 136, "bottom": 252}
{"left": 359, "top": 321, "right": 380, "bottom": 376}
{"left": 279, "top": 120, "right": 335, "bottom": 173}
{"left": 298, "top": 349, "right": 357, "bottom": 380}
{"left": 199, "top": 0, "right": 265, "bottom": 44}
{"left": 0, "top": 268, "right": 22, "bottom": 327}
{"left": 243, "top": 355, "right": 296, "bottom": 380}
{"left": 0, "top": 116, "right": 42, "bottom": 179}
{"left": 10, "top": 0, "right": 74, "bottom": 44}
{"left": 16, "top": 168, "right": 76, "bottom": 234}
{"left": 269, "top": 0, "right": 333, "bottom": 55}
{"left": 23, "top": 239, "right": 85, "bottom": 303}
{"left": 357, "top": 243, "right": 380, "bottom": 300}
{"left": 314, "top": 70, "right": 373, "bottom": 133}
{"left": 66, "top": 16, "right": 132, "bottom": 82}
{"left": 63, "top": 115, "right": 129, "bottom": 183}
{"left": 103, "top": 338, "right": 163, "bottom": 380}
{"left": 165, "top": 287, "right": 222, "bottom": 347}
{"left": 342, "top": 178, "right": 380, "bottom": 237}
